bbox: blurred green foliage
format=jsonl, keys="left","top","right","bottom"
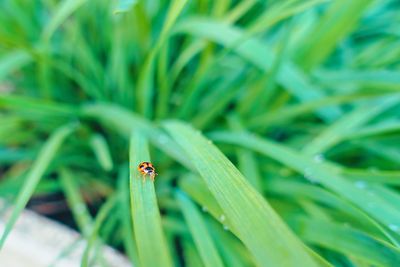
{"left": 1, "top": 0, "right": 400, "bottom": 266}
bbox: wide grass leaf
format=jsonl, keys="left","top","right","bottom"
{"left": 129, "top": 130, "right": 173, "bottom": 267}
{"left": 164, "top": 121, "right": 321, "bottom": 267}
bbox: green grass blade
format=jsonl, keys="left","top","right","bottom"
{"left": 59, "top": 168, "right": 93, "bottom": 236}
{"left": 303, "top": 95, "right": 400, "bottom": 155}
{"left": 182, "top": 239, "right": 205, "bottom": 267}
{"left": 164, "top": 121, "right": 321, "bottom": 267}
{"left": 81, "top": 194, "right": 118, "bottom": 267}
{"left": 117, "top": 165, "right": 139, "bottom": 266}
{"left": 42, "top": 0, "right": 88, "bottom": 41}
{"left": 0, "top": 93, "right": 78, "bottom": 116}
{"left": 248, "top": 92, "right": 392, "bottom": 129}
{"left": 173, "top": 17, "right": 341, "bottom": 121}
{"left": 175, "top": 190, "right": 225, "bottom": 267}
{"left": 293, "top": 217, "right": 400, "bottom": 266}
{"left": 0, "top": 50, "right": 32, "bottom": 81}
{"left": 0, "top": 123, "right": 75, "bottom": 248}
{"left": 296, "top": 0, "right": 374, "bottom": 69}
{"left": 136, "top": 0, "right": 187, "bottom": 116}
{"left": 209, "top": 131, "right": 400, "bottom": 236}
{"left": 90, "top": 133, "right": 113, "bottom": 171}
{"left": 129, "top": 130, "right": 173, "bottom": 267}
{"left": 228, "top": 115, "right": 262, "bottom": 191}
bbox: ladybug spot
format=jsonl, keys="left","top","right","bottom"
{"left": 145, "top": 167, "right": 153, "bottom": 171}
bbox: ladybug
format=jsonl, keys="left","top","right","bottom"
{"left": 137, "top": 162, "right": 158, "bottom": 181}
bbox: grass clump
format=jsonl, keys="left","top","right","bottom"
{"left": 1, "top": 0, "right": 400, "bottom": 266}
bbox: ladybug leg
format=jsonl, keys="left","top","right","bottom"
{"left": 141, "top": 173, "right": 146, "bottom": 183}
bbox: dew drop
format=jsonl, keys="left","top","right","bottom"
{"left": 201, "top": 206, "right": 208, "bottom": 212}
{"left": 207, "top": 140, "right": 213, "bottom": 145}
{"left": 158, "top": 135, "right": 168, "bottom": 144}
{"left": 223, "top": 225, "right": 229, "bottom": 231}
{"left": 354, "top": 180, "right": 367, "bottom": 189}
{"left": 219, "top": 214, "right": 226, "bottom": 222}
{"left": 388, "top": 224, "right": 399, "bottom": 232}
{"left": 304, "top": 168, "right": 318, "bottom": 183}
{"left": 313, "top": 154, "right": 325, "bottom": 163}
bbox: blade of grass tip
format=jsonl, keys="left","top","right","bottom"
{"left": 81, "top": 194, "right": 118, "bottom": 267}
{"left": 0, "top": 50, "right": 32, "bottom": 82}
{"left": 60, "top": 168, "right": 113, "bottom": 267}
{"left": 175, "top": 190, "right": 225, "bottom": 267}
{"left": 0, "top": 123, "right": 76, "bottom": 248}
{"left": 136, "top": 0, "right": 188, "bottom": 117}
{"left": 208, "top": 131, "right": 400, "bottom": 238}
{"left": 42, "top": 0, "right": 88, "bottom": 42}
{"left": 117, "top": 165, "right": 139, "bottom": 266}
{"left": 164, "top": 121, "right": 321, "bottom": 267}
{"left": 90, "top": 133, "right": 114, "bottom": 171}
{"left": 59, "top": 168, "right": 93, "bottom": 236}
{"left": 129, "top": 130, "right": 173, "bottom": 267}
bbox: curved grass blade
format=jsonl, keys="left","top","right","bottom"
{"left": 0, "top": 123, "right": 76, "bottom": 248}
{"left": 136, "top": 0, "right": 188, "bottom": 116}
{"left": 90, "top": 133, "right": 113, "bottom": 171}
{"left": 209, "top": 131, "right": 400, "bottom": 237}
{"left": 81, "top": 194, "right": 118, "bottom": 267}
{"left": 164, "top": 121, "right": 321, "bottom": 267}
{"left": 0, "top": 50, "right": 32, "bottom": 82}
{"left": 173, "top": 17, "right": 341, "bottom": 121}
{"left": 293, "top": 217, "right": 400, "bottom": 266}
{"left": 303, "top": 95, "right": 400, "bottom": 155}
{"left": 175, "top": 190, "right": 224, "bottom": 267}
{"left": 59, "top": 168, "right": 93, "bottom": 236}
{"left": 42, "top": 0, "right": 88, "bottom": 41}
{"left": 129, "top": 130, "right": 173, "bottom": 267}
